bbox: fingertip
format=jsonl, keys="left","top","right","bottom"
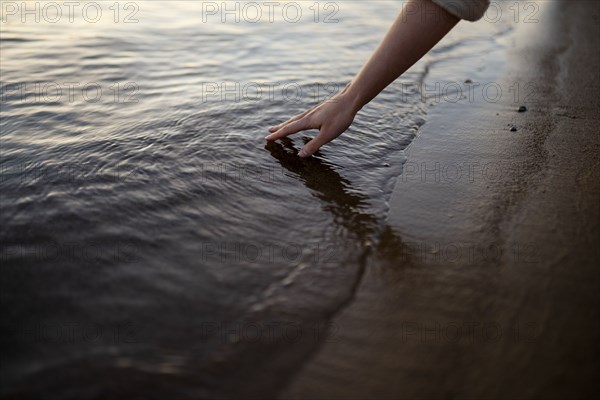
{"left": 298, "top": 148, "right": 309, "bottom": 158}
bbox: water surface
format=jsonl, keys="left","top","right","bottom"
{"left": 1, "top": 1, "right": 508, "bottom": 398}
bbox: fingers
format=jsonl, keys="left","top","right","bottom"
{"left": 268, "top": 105, "right": 317, "bottom": 133}
{"left": 298, "top": 128, "right": 334, "bottom": 158}
{"left": 268, "top": 114, "right": 301, "bottom": 133}
{"left": 265, "top": 118, "right": 311, "bottom": 141}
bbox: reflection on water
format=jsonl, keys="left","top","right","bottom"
{"left": 1, "top": 1, "right": 506, "bottom": 398}
{"left": 267, "top": 139, "right": 412, "bottom": 267}
{"left": 266, "top": 139, "right": 377, "bottom": 243}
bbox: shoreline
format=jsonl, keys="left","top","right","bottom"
{"left": 280, "top": 1, "right": 600, "bottom": 398}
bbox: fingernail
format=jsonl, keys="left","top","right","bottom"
{"left": 265, "top": 135, "right": 272, "bottom": 140}
{"left": 298, "top": 149, "right": 308, "bottom": 158}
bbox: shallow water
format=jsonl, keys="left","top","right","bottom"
{"left": 1, "top": 1, "right": 508, "bottom": 398}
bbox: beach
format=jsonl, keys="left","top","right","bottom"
{"left": 281, "top": 1, "right": 600, "bottom": 398}
{"left": 1, "top": 1, "right": 598, "bottom": 399}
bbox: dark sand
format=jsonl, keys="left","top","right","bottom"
{"left": 280, "top": 1, "right": 600, "bottom": 398}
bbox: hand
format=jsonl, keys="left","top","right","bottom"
{"left": 265, "top": 86, "right": 359, "bottom": 158}
{"left": 265, "top": 0, "right": 460, "bottom": 158}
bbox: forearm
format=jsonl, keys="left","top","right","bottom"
{"left": 346, "top": 0, "right": 460, "bottom": 112}
{"left": 266, "top": 0, "right": 464, "bottom": 157}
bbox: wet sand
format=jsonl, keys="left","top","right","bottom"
{"left": 281, "top": 1, "right": 600, "bottom": 398}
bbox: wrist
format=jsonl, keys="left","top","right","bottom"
{"left": 343, "top": 81, "right": 367, "bottom": 114}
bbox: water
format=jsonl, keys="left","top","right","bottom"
{"left": 1, "top": 1, "right": 508, "bottom": 398}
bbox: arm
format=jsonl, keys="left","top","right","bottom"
{"left": 265, "top": 0, "right": 460, "bottom": 157}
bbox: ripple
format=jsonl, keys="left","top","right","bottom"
{"left": 0, "top": 2, "right": 508, "bottom": 398}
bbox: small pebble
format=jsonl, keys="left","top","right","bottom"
{"left": 465, "top": 79, "right": 473, "bottom": 83}
{"left": 518, "top": 106, "right": 527, "bottom": 112}
{"left": 510, "top": 127, "right": 517, "bottom": 132}
{"left": 383, "top": 163, "right": 390, "bottom": 167}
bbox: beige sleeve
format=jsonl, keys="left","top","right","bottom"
{"left": 431, "top": 0, "right": 491, "bottom": 21}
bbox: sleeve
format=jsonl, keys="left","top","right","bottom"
{"left": 431, "top": 0, "right": 491, "bottom": 22}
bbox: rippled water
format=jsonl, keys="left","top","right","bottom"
{"left": 1, "top": 1, "right": 508, "bottom": 398}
